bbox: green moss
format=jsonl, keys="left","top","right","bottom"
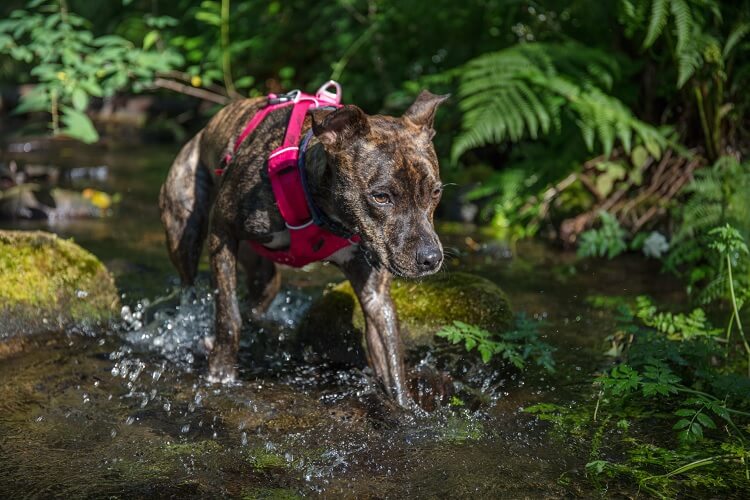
{"left": 298, "top": 272, "right": 512, "bottom": 363}
{"left": 246, "top": 448, "right": 288, "bottom": 470}
{"left": 438, "top": 415, "right": 485, "bottom": 443}
{"left": 0, "top": 230, "right": 119, "bottom": 334}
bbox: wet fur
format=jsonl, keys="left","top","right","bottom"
{"left": 159, "top": 91, "right": 448, "bottom": 407}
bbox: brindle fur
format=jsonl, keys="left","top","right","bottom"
{"left": 159, "top": 90, "right": 448, "bottom": 407}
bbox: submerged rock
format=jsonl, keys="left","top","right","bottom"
{"left": 298, "top": 272, "right": 512, "bottom": 364}
{"left": 0, "top": 230, "right": 119, "bottom": 336}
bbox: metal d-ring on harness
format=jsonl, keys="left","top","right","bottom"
{"left": 216, "top": 81, "right": 359, "bottom": 267}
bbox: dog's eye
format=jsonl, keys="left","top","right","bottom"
{"left": 372, "top": 193, "right": 391, "bottom": 205}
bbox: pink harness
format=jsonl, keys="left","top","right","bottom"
{"left": 218, "top": 82, "right": 359, "bottom": 267}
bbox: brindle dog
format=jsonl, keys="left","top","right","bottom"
{"left": 159, "top": 90, "right": 448, "bottom": 407}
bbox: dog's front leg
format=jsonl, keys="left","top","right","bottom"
{"left": 340, "top": 254, "right": 410, "bottom": 407}
{"left": 207, "top": 222, "right": 241, "bottom": 382}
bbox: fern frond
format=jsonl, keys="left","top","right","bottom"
{"left": 670, "top": 0, "right": 692, "bottom": 52}
{"left": 644, "top": 0, "right": 670, "bottom": 48}
{"left": 453, "top": 42, "right": 666, "bottom": 161}
{"left": 724, "top": 22, "right": 750, "bottom": 57}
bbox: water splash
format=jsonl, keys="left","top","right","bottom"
{"left": 121, "top": 287, "right": 214, "bottom": 368}
{"left": 263, "top": 288, "right": 313, "bottom": 329}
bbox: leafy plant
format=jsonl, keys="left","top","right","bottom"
{"left": 577, "top": 211, "right": 629, "bottom": 259}
{"left": 619, "top": 0, "right": 750, "bottom": 160}
{"left": 530, "top": 282, "right": 750, "bottom": 496}
{"left": 708, "top": 225, "right": 750, "bottom": 373}
{"left": 667, "top": 156, "right": 750, "bottom": 295}
{"left": 452, "top": 42, "right": 667, "bottom": 162}
{"left": 437, "top": 314, "right": 555, "bottom": 373}
{"left": 0, "top": 0, "right": 182, "bottom": 142}
{"left": 583, "top": 273, "right": 750, "bottom": 495}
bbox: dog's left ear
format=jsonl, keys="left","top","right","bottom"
{"left": 310, "top": 105, "right": 370, "bottom": 151}
{"left": 403, "top": 90, "right": 450, "bottom": 137}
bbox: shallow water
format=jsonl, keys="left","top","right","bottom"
{"left": 0, "top": 143, "right": 685, "bottom": 497}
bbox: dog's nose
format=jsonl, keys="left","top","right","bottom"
{"left": 416, "top": 246, "right": 442, "bottom": 272}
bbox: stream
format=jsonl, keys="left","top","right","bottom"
{"left": 0, "top": 142, "right": 685, "bottom": 498}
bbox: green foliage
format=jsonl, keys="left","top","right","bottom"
{"left": 588, "top": 295, "right": 750, "bottom": 493}
{"left": 0, "top": 0, "right": 182, "bottom": 142}
{"left": 634, "top": 296, "right": 720, "bottom": 340}
{"left": 577, "top": 211, "right": 629, "bottom": 259}
{"left": 667, "top": 157, "right": 750, "bottom": 299}
{"left": 453, "top": 42, "right": 667, "bottom": 161}
{"left": 620, "top": 0, "right": 723, "bottom": 88}
{"left": 531, "top": 287, "right": 750, "bottom": 496}
{"left": 436, "top": 314, "right": 555, "bottom": 373}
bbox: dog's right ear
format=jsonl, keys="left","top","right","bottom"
{"left": 310, "top": 105, "right": 370, "bottom": 151}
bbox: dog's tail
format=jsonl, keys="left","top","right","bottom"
{"left": 159, "top": 131, "right": 213, "bottom": 286}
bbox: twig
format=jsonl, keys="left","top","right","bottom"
{"left": 152, "top": 78, "right": 230, "bottom": 105}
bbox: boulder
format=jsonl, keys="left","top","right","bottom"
{"left": 297, "top": 272, "right": 512, "bottom": 364}
{"left": 0, "top": 230, "right": 119, "bottom": 336}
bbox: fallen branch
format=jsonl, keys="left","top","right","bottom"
{"left": 152, "top": 78, "right": 230, "bottom": 105}
{"left": 557, "top": 149, "right": 705, "bottom": 245}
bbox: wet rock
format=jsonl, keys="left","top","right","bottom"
{"left": 0, "top": 230, "right": 119, "bottom": 336}
{"left": 298, "top": 272, "right": 512, "bottom": 364}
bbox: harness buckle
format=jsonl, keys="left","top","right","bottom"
{"left": 315, "top": 80, "right": 342, "bottom": 106}
{"left": 267, "top": 89, "right": 301, "bottom": 105}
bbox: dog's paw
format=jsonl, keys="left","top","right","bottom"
{"left": 206, "top": 359, "right": 238, "bottom": 385}
{"left": 206, "top": 372, "right": 236, "bottom": 385}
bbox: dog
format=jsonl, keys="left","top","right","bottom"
{"left": 159, "top": 87, "right": 448, "bottom": 407}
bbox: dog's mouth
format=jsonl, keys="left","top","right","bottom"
{"left": 385, "top": 254, "right": 443, "bottom": 279}
{"left": 388, "top": 264, "right": 441, "bottom": 279}
{"left": 359, "top": 241, "right": 442, "bottom": 278}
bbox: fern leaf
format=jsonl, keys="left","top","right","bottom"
{"left": 597, "top": 118, "right": 616, "bottom": 157}
{"left": 724, "top": 22, "right": 750, "bottom": 57}
{"left": 454, "top": 41, "right": 666, "bottom": 160}
{"left": 670, "top": 0, "right": 692, "bottom": 52}
{"left": 644, "top": 0, "right": 670, "bottom": 48}
{"left": 676, "top": 42, "right": 704, "bottom": 88}
{"left": 616, "top": 120, "right": 633, "bottom": 153}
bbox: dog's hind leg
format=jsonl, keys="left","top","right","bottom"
{"left": 159, "top": 131, "right": 214, "bottom": 286}
{"left": 237, "top": 244, "right": 281, "bottom": 318}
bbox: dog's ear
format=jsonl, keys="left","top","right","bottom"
{"left": 310, "top": 105, "right": 370, "bottom": 151}
{"left": 403, "top": 90, "right": 450, "bottom": 137}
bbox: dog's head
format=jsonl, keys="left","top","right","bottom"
{"left": 311, "top": 90, "right": 449, "bottom": 278}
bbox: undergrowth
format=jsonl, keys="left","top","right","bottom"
{"left": 528, "top": 224, "right": 750, "bottom": 497}
{"left": 437, "top": 313, "right": 556, "bottom": 373}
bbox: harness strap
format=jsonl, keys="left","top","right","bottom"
{"left": 266, "top": 99, "right": 316, "bottom": 227}
{"left": 213, "top": 82, "right": 358, "bottom": 268}
{"left": 215, "top": 99, "right": 295, "bottom": 175}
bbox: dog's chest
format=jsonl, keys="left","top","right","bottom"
{"left": 256, "top": 230, "right": 357, "bottom": 266}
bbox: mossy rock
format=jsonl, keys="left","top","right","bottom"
{"left": 0, "top": 230, "right": 119, "bottom": 335}
{"left": 298, "top": 272, "right": 512, "bottom": 364}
